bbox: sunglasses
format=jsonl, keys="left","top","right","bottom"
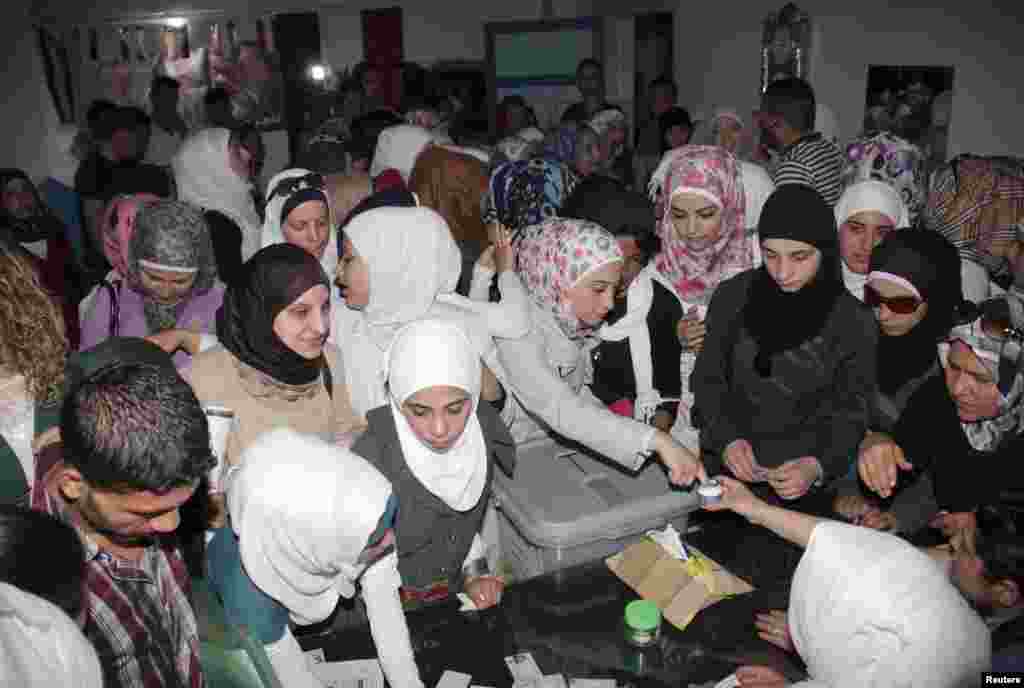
{"left": 979, "top": 302, "right": 1024, "bottom": 345}
{"left": 864, "top": 284, "right": 922, "bottom": 314}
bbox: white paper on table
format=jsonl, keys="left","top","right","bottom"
{"left": 309, "top": 658, "right": 384, "bottom": 688}
{"left": 713, "top": 674, "right": 740, "bottom": 688}
{"left": 567, "top": 680, "right": 615, "bottom": 688}
{"left": 541, "top": 675, "right": 568, "bottom": 688}
{"left": 457, "top": 592, "right": 477, "bottom": 612}
{"left": 436, "top": 670, "right": 473, "bottom": 688}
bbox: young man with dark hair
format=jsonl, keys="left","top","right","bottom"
{"left": 31, "top": 339, "right": 214, "bottom": 688}
{"left": 757, "top": 77, "right": 843, "bottom": 206}
{"left": 561, "top": 58, "right": 613, "bottom": 124}
{"left": 75, "top": 105, "right": 174, "bottom": 202}
{"left": 147, "top": 76, "right": 187, "bottom": 166}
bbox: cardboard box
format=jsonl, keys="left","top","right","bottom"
{"left": 606, "top": 538, "right": 754, "bottom": 631}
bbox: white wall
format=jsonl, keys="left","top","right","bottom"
{"left": 675, "top": 0, "right": 1024, "bottom": 157}
{"left": 10, "top": 0, "right": 1024, "bottom": 178}
{"left": 5, "top": 0, "right": 63, "bottom": 181}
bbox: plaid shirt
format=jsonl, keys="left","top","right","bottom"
{"left": 31, "top": 447, "right": 204, "bottom": 688}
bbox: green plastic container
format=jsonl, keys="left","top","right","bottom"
{"left": 624, "top": 599, "right": 661, "bottom": 648}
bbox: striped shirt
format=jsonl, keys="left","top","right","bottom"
{"left": 32, "top": 447, "right": 204, "bottom": 688}
{"left": 773, "top": 132, "right": 843, "bottom": 206}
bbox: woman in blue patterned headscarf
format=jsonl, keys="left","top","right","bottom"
{"left": 483, "top": 123, "right": 602, "bottom": 235}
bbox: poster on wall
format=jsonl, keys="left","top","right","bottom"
{"left": 81, "top": 14, "right": 286, "bottom": 131}
{"left": 760, "top": 3, "right": 811, "bottom": 94}
{"left": 862, "top": 65, "right": 954, "bottom": 170}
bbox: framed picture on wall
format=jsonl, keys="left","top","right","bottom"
{"left": 863, "top": 65, "right": 954, "bottom": 170}
{"left": 485, "top": 17, "right": 604, "bottom": 136}
{"left": 760, "top": 3, "right": 811, "bottom": 94}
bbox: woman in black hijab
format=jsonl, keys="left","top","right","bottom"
{"left": 833, "top": 230, "right": 966, "bottom": 533}
{"left": 692, "top": 184, "right": 878, "bottom": 510}
{"left": 183, "top": 244, "right": 364, "bottom": 508}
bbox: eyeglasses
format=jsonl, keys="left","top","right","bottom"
{"left": 980, "top": 299, "right": 1024, "bottom": 344}
{"left": 864, "top": 284, "right": 922, "bottom": 314}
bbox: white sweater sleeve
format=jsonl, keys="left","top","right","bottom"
{"left": 361, "top": 552, "right": 424, "bottom": 688}
{"left": 440, "top": 271, "right": 532, "bottom": 340}
{"left": 264, "top": 627, "right": 324, "bottom": 688}
{"left": 468, "top": 265, "right": 496, "bottom": 302}
{"left": 496, "top": 330, "right": 652, "bottom": 470}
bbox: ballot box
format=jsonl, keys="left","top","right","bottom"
{"left": 493, "top": 436, "right": 701, "bottom": 581}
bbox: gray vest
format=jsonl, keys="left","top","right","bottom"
{"left": 352, "top": 403, "right": 515, "bottom": 593}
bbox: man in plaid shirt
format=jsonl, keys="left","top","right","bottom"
{"left": 32, "top": 339, "right": 213, "bottom": 688}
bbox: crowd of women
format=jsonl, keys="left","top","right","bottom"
{"left": 0, "top": 64, "right": 1022, "bottom": 688}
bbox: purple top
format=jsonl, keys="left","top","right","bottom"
{"left": 79, "top": 278, "right": 225, "bottom": 370}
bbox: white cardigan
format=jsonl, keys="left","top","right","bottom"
{"left": 495, "top": 303, "right": 655, "bottom": 470}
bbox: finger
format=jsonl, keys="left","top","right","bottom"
{"left": 897, "top": 454, "right": 914, "bottom": 471}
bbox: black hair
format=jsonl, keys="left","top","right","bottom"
{"left": 0, "top": 505, "right": 87, "bottom": 620}
{"left": 658, "top": 106, "right": 693, "bottom": 152}
{"left": 977, "top": 504, "right": 1024, "bottom": 591}
{"left": 106, "top": 105, "right": 150, "bottom": 134}
{"left": 649, "top": 76, "right": 678, "bottom": 98}
{"left": 151, "top": 75, "right": 180, "bottom": 94}
{"left": 86, "top": 99, "right": 117, "bottom": 128}
{"left": 761, "top": 77, "right": 817, "bottom": 132}
{"left": 60, "top": 361, "right": 214, "bottom": 493}
{"left": 576, "top": 58, "right": 602, "bottom": 78}
{"left": 562, "top": 175, "right": 661, "bottom": 262}
{"left": 204, "top": 86, "right": 232, "bottom": 107}
{"left": 86, "top": 99, "right": 119, "bottom": 140}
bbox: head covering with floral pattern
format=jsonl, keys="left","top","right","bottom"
{"left": 648, "top": 145, "right": 751, "bottom": 303}
{"left": 841, "top": 132, "right": 927, "bottom": 226}
{"left": 515, "top": 218, "right": 623, "bottom": 339}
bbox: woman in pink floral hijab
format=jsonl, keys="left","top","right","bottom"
{"left": 498, "top": 217, "right": 707, "bottom": 486}
{"left": 646, "top": 146, "right": 756, "bottom": 450}
{"left": 515, "top": 217, "right": 624, "bottom": 340}
{"left": 649, "top": 145, "right": 752, "bottom": 304}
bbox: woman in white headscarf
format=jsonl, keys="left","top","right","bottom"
{"left": 369, "top": 124, "right": 436, "bottom": 185}
{"left": 834, "top": 180, "right": 911, "bottom": 300}
{"left": 207, "top": 428, "right": 423, "bottom": 688}
{"left": 172, "top": 127, "right": 263, "bottom": 271}
{"left": 702, "top": 477, "right": 990, "bottom": 688}
{"left": 351, "top": 319, "right": 515, "bottom": 610}
{"left": 0, "top": 583, "right": 104, "bottom": 688}
{"left": 260, "top": 169, "right": 338, "bottom": 281}
{"left": 334, "top": 205, "right": 531, "bottom": 419}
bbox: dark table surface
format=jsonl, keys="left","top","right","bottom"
{"left": 296, "top": 548, "right": 805, "bottom": 688}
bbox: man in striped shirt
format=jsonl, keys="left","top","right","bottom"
{"left": 32, "top": 339, "right": 213, "bottom": 688}
{"left": 757, "top": 77, "right": 843, "bottom": 206}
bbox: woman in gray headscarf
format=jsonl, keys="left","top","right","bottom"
{"left": 79, "top": 199, "right": 224, "bottom": 370}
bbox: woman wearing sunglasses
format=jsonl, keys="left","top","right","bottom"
{"left": 859, "top": 277, "right": 1024, "bottom": 547}
{"left": 835, "top": 230, "right": 964, "bottom": 534}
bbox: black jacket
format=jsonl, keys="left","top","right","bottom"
{"left": 691, "top": 270, "right": 877, "bottom": 482}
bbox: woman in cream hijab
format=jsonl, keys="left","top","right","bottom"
{"left": 334, "top": 206, "right": 530, "bottom": 419}
{"left": 0, "top": 583, "right": 103, "bottom": 688}
{"left": 834, "top": 180, "right": 911, "bottom": 301}
{"left": 352, "top": 319, "right": 515, "bottom": 609}
{"left": 702, "top": 477, "right": 990, "bottom": 688}
{"left": 207, "top": 428, "right": 422, "bottom": 688}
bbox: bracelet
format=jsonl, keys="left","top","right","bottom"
{"left": 462, "top": 557, "right": 490, "bottom": 579}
